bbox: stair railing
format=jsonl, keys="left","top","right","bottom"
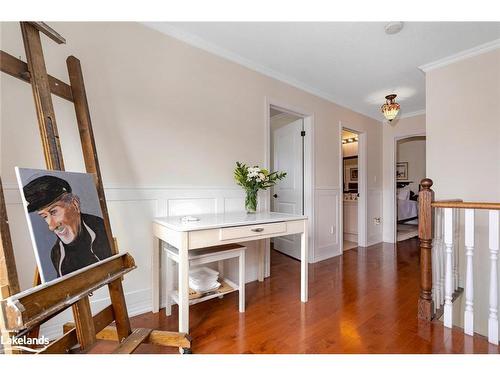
{"left": 418, "top": 178, "right": 499, "bottom": 346}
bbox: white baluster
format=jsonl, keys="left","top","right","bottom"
{"left": 450, "top": 210, "right": 456, "bottom": 292}
{"left": 444, "top": 208, "right": 454, "bottom": 328}
{"left": 453, "top": 209, "right": 460, "bottom": 290}
{"left": 451, "top": 209, "right": 456, "bottom": 291}
{"left": 488, "top": 210, "right": 499, "bottom": 345}
{"left": 440, "top": 208, "right": 445, "bottom": 307}
{"left": 433, "top": 208, "right": 443, "bottom": 309}
{"left": 464, "top": 209, "right": 474, "bottom": 336}
{"left": 432, "top": 240, "right": 438, "bottom": 314}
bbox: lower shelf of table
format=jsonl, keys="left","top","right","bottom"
{"left": 170, "top": 277, "right": 240, "bottom": 306}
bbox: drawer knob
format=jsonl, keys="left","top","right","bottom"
{"left": 251, "top": 228, "right": 264, "bottom": 232}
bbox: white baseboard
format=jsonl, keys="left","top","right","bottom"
{"left": 366, "top": 233, "right": 383, "bottom": 247}
{"left": 344, "top": 233, "right": 358, "bottom": 242}
{"left": 313, "top": 250, "right": 342, "bottom": 263}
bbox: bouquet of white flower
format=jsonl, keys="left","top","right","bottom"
{"left": 234, "top": 162, "right": 286, "bottom": 213}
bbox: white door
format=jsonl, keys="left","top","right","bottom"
{"left": 272, "top": 118, "right": 303, "bottom": 260}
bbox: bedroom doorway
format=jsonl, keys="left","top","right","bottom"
{"left": 269, "top": 106, "right": 304, "bottom": 259}
{"left": 342, "top": 129, "right": 360, "bottom": 251}
{"left": 395, "top": 136, "right": 426, "bottom": 242}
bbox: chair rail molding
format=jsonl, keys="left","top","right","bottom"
{"left": 2, "top": 183, "right": 269, "bottom": 340}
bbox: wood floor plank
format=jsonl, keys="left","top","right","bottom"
{"left": 91, "top": 238, "right": 499, "bottom": 354}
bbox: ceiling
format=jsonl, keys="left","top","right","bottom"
{"left": 144, "top": 22, "right": 500, "bottom": 121}
{"left": 342, "top": 130, "right": 358, "bottom": 140}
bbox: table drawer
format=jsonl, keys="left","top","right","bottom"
{"left": 220, "top": 222, "right": 287, "bottom": 241}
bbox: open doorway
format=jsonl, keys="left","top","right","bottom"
{"left": 341, "top": 129, "right": 360, "bottom": 251}
{"left": 269, "top": 106, "right": 304, "bottom": 259}
{"left": 395, "top": 136, "right": 426, "bottom": 242}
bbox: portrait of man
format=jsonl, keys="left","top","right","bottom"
{"left": 16, "top": 169, "right": 112, "bottom": 282}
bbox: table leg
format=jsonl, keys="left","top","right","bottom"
{"left": 218, "top": 260, "right": 224, "bottom": 279}
{"left": 178, "top": 232, "right": 190, "bottom": 333}
{"left": 165, "top": 252, "right": 172, "bottom": 316}
{"left": 258, "top": 240, "right": 264, "bottom": 282}
{"left": 152, "top": 237, "right": 160, "bottom": 313}
{"left": 301, "top": 222, "right": 308, "bottom": 302}
{"left": 239, "top": 249, "right": 246, "bottom": 312}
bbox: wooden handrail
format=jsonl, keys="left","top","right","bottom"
{"left": 432, "top": 202, "right": 500, "bottom": 210}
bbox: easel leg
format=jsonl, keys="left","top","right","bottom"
{"left": 178, "top": 233, "right": 189, "bottom": 334}
{"left": 0, "top": 284, "right": 17, "bottom": 353}
{"left": 20, "top": 22, "right": 65, "bottom": 170}
{"left": 72, "top": 297, "right": 96, "bottom": 351}
{"left": 108, "top": 279, "right": 132, "bottom": 341}
{"left": 0, "top": 180, "right": 20, "bottom": 295}
{"left": 152, "top": 237, "right": 160, "bottom": 313}
{"left": 301, "top": 222, "right": 308, "bottom": 303}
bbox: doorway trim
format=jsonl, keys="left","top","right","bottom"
{"left": 392, "top": 133, "right": 426, "bottom": 243}
{"left": 338, "top": 122, "right": 368, "bottom": 249}
{"left": 265, "top": 97, "right": 315, "bottom": 264}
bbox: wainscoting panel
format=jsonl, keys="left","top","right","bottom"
{"left": 314, "top": 188, "right": 341, "bottom": 262}
{"left": 2, "top": 184, "right": 269, "bottom": 339}
{"left": 367, "top": 188, "right": 383, "bottom": 246}
{"left": 167, "top": 198, "right": 217, "bottom": 216}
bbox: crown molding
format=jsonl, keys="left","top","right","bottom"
{"left": 399, "top": 109, "right": 426, "bottom": 119}
{"left": 419, "top": 38, "right": 500, "bottom": 73}
{"left": 380, "top": 109, "right": 425, "bottom": 125}
{"left": 142, "top": 22, "right": 381, "bottom": 121}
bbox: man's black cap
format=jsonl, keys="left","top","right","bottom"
{"left": 23, "top": 175, "right": 72, "bottom": 212}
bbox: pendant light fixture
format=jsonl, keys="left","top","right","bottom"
{"left": 381, "top": 94, "right": 400, "bottom": 122}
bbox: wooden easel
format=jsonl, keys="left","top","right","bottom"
{"left": 0, "top": 22, "right": 191, "bottom": 354}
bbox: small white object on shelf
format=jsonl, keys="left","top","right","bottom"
{"left": 181, "top": 215, "right": 200, "bottom": 223}
{"left": 163, "top": 243, "right": 246, "bottom": 315}
{"left": 189, "top": 266, "right": 220, "bottom": 292}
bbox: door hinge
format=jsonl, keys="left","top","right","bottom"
{"left": 300, "top": 130, "right": 306, "bottom": 137}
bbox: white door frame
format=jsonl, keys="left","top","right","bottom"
{"left": 265, "top": 97, "right": 315, "bottom": 264}
{"left": 392, "top": 133, "right": 426, "bottom": 243}
{"left": 338, "top": 122, "right": 368, "bottom": 248}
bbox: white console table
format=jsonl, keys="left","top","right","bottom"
{"left": 152, "top": 211, "right": 308, "bottom": 333}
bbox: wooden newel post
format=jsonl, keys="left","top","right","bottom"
{"left": 418, "top": 178, "right": 435, "bottom": 320}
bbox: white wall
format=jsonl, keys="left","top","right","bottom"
{"left": 397, "top": 136, "right": 426, "bottom": 194}
{"left": 0, "top": 22, "right": 384, "bottom": 336}
{"left": 382, "top": 114, "right": 426, "bottom": 242}
{"left": 426, "top": 48, "right": 500, "bottom": 338}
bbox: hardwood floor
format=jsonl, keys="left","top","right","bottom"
{"left": 91, "top": 238, "right": 500, "bottom": 354}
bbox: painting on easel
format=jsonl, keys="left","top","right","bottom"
{"left": 15, "top": 168, "right": 113, "bottom": 282}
